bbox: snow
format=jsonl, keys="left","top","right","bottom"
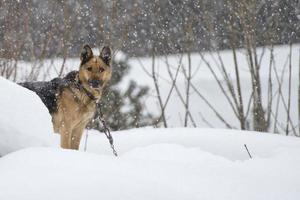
{"left": 83, "top": 128, "right": 300, "bottom": 161}
{"left": 0, "top": 77, "right": 57, "bottom": 156}
{"left": 0, "top": 128, "right": 300, "bottom": 200}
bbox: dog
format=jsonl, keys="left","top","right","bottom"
{"left": 20, "top": 45, "right": 112, "bottom": 149}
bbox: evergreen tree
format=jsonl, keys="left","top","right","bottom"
{"left": 88, "top": 56, "right": 156, "bottom": 131}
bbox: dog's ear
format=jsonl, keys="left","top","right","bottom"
{"left": 80, "top": 44, "right": 93, "bottom": 65}
{"left": 100, "top": 46, "right": 111, "bottom": 65}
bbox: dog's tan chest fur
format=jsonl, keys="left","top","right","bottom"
{"left": 52, "top": 86, "right": 98, "bottom": 149}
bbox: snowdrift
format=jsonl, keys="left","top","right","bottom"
{"left": 0, "top": 77, "right": 57, "bottom": 156}
{"left": 84, "top": 128, "right": 300, "bottom": 161}
{"left": 0, "top": 128, "right": 299, "bottom": 200}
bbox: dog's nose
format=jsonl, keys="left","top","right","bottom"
{"left": 88, "top": 79, "right": 102, "bottom": 88}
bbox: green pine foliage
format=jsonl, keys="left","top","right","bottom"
{"left": 88, "top": 58, "right": 156, "bottom": 131}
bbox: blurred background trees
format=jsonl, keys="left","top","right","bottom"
{"left": 0, "top": 0, "right": 299, "bottom": 59}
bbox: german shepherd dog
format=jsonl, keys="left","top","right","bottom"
{"left": 20, "top": 45, "right": 112, "bottom": 150}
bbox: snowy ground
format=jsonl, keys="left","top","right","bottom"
{"left": 0, "top": 128, "right": 300, "bottom": 200}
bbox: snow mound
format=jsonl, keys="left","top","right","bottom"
{"left": 83, "top": 128, "right": 300, "bottom": 161}
{"left": 0, "top": 128, "right": 300, "bottom": 200}
{"left": 0, "top": 77, "right": 57, "bottom": 156}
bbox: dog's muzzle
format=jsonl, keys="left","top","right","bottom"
{"left": 88, "top": 79, "right": 102, "bottom": 88}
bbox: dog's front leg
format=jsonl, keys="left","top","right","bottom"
{"left": 59, "top": 120, "right": 73, "bottom": 149}
{"left": 70, "top": 125, "right": 85, "bottom": 150}
{"left": 52, "top": 113, "right": 73, "bottom": 149}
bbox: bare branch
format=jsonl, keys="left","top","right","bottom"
{"left": 151, "top": 51, "right": 167, "bottom": 127}
{"left": 285, "top": 43, "right": 292, "bottom": 135}
{"left": 199, "top": 112, "right": 214, "bottom": 128}
{"left": 165, "top": 57, "right": 197, "bottom": 127}
{"left": 198, "top": 52, "right": 239, "bottom": 118}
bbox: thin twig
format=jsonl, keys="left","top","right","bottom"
{"left": 191, "top": 83, "right": 234, "bottom": 129}
{"left": 199, "top": 112, "right": 214, "bottom": 128}
{"left": 273, "top": 53, "right": 297, "bottom": 136}
{"left": 198, "top": 52, "right": 239, "bottom": 118}
{"left": 230, "top": 44, "right": 246, "bottom": 129}
{"left": 244, "top": 144, "right": 252, "bottom": 159}
{"left": 266, "top": 45, "right": 274, "bottom": 127}
{"left": 165, "top": 57, "right": 197, "bottom": 127}
{"left": 151, "top": 51, "right": 167, "bottom": 127}
{"left": 285, "top": 43, "right": 292, "bottom": 135}
{"left": 155, "top": 55, "right": 183, "bottom": 126}
{"left": 184, "top": 52, "right": 192, "bottom": 127}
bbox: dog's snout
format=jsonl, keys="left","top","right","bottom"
{"left": 88, "top": 79, "right": 102, "bottom": 88}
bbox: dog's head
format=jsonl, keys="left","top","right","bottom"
{"left": 78, "top": 44, "right": 112, "bottom": 93}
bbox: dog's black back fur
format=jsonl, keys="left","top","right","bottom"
{"left": 19, "top": 71, "right": 78, "bottom": 114}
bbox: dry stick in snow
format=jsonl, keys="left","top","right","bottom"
{"left": 244, "top": 144, "right": 252, "bottom": 159}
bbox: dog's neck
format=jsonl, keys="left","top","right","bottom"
{"left": 71, "top": 73, "right": 102, "bottom": 104}
{"left": 77, "top": 80, "right": 98, "bottom": 101}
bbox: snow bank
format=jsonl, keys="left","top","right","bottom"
{"left": 84, "top": 128, "right": 300, "bottom": 161}
{"left": 0, "top": 77, "right": 57, "bottom": 156}
{"left": 0, "top": 128, "right": 299, "bottom": 200}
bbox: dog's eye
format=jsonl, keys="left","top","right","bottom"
{"left": 86, "top": 67, "right": 92, "bottom": 72}
{"left": 99, "top": 68, "right": 105, "bottom": 73}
